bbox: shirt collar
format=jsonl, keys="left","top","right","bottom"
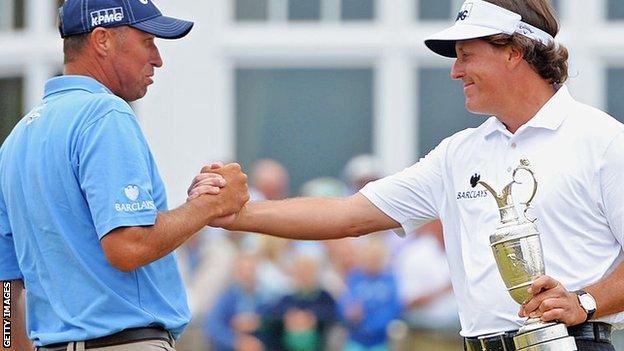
{"left": 483, "top": 84, "right": 572, "bottom": 139}
{"left": 43, "top": 75, "right": 114, "bottom": 98}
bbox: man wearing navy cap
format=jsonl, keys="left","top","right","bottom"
{"left": 0, "top": 0, "right": 249, "bottom": 350}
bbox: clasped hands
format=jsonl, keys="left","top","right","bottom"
{"left": 519, "top": 275, "right": 588, "bottom": 326}
{"left": 187, "top": 162, "right": 249, "bottom": 227}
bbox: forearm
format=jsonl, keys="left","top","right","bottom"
{"left": 585, "top": 261, "right": 624, "bottom": 318}
{"left": 230, "top": 194, "right": 397, "bottom": 240}
{"left": 4, "top": 280, "right": 32, "bottom": 351}
{"left": 102, "top": 198, "right": 224, "bottom": 271}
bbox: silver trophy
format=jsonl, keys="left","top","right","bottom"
{"left": 479, "top": 159, "right": 577, "bottom": 351}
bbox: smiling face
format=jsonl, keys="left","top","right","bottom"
{"left": 109, "top": 27, "right": 163, "bottom": 102}
{"left": 451, "top": 39, "right": 512, "bottom": 115}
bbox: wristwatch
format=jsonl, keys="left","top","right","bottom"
{"left": 574, "top": 289, "right": 597, "bottom": 322}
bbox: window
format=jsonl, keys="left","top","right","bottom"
{"left": 0, "top": 77, "right": 24, "bottom": 144}
{"left": 341, "top": 0, "right": 375, "bottom": 21}
{"left": 551, "top": 0, "right": 560, "bottom": 15}
{"left": 417, "top": 67, "right": 482, "bottom": 157}
{"left": 289, "top": 0, "right": 321, "bottom": 21}
{"left": 417, "top": 0, "right": 452, "bottom": 21}
{"left": 235, "top": 0, "right": 269, "bottom": 21}
{"left": 0, "top": 0, "right": 25, "bottom": 30}
{"left": 235, "top": 0, "right": 375, "bottom": 22}
{"left": 417, "top": 0, "right": 563, "bottom": 22}
{"left": 236, "top": 68, "right": 373, "bottom": 193}
{"left": 607, "top": 67, "right": 624, "bottom": 123}
{"left": 607, "top": 0, "right": 624, "bottom": 20}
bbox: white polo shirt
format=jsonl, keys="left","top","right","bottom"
{"left": 360, "top": 85, "right": 624, "bottom": 337}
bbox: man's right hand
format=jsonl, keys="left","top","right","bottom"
{"left": 188, "top": 163, "right": 249, "bottom": 224}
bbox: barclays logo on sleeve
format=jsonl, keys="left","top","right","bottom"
{"left": 114, "top": 184, "right": 156, "bottom": 212}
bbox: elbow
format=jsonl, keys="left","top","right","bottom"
{"left": 101, "top": 232, "right": 145, "bottom": 272}
{"left": 344, "top": 222, "right": 369, "bottom": 238}
{"left": 109, "top": 257, "right": 140, "bottom": 273}
{"left": 105, "top": 250, "right": 142, "bottom": 272}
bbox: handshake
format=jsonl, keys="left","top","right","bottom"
{"left": 186, "top": 162, "right": 250, "bottom": 228}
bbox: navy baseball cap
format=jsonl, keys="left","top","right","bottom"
{"left": 58, "top": 0, "right": 194, "bottom": 39}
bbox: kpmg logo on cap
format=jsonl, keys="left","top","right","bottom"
{"left": 90, "top": 7, "right": 124, "bottom": 27}
{"left": 456, "top": 2, "right": 474, "bottom": 21}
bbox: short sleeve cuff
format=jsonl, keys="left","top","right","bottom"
{"left": 0, "top": 268, "right": 22, "bottom": 281}
{"left": 0, "top": 235, "right": 22, "bottom": 280}
{"left": 359, "top": 186, "right": 420, "bottom": 237}
{"left": 97, "top": 213, "right": 158, "bottom": 239}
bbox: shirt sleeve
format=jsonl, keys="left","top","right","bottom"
{"left": 0, "top": 184, "right": 21, "bottom": 280}
{"left": 599, "top": 131, "right": 624, "bottom": 246}
{"left": 597, "top": 133, "right": 624, "bottom": 328}
{"left": 75, "top": 109, "right": 159, "bottom": 239}
{"left": 359, "top": 138, "right": 448, "bottom": 236}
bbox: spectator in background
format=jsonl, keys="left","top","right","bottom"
{"left": 339, "top": 238, "right": 401, "bottom": 351}
{"left": 393, "top": 220, "right": 461, "bottom": 350}
{"left": 265, "top": 253, "right": 338, "bottom": 351}
{"left": 342, "top": 155, "right": 403, "bottom": 258}
{"left": 204, "top": 252, "right": 272, "bottom": 351}
{"left": 342, "top": 154, "right": 384, "bottom": 194}
{"left": 251, "top": 159, "right": 290, "bottom": 200}
{"left": 255, "top": 236, "right": 294, "bottom": 304}
{"left": 299, "top": 177, "right": 351, "bottom": 298}
{"left": 176, "top": 228, "right": 238, "bottom": 351}
{"left": 178, "top": 187, "right": 269, "bottom": 351}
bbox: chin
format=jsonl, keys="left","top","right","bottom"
{"left": 465, "top": 101, "right": 490, "bottom": 116}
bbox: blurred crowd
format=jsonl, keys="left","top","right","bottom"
{"left": 174, "top": 156, "right": 463, "bottom": 351}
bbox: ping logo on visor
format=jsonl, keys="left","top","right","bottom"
{"left": 456, "top": 2, "right": 474, "bottom": 21}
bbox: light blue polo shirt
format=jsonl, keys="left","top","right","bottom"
{"left": 0, "top": 75, "right": 191, "bottom": 346}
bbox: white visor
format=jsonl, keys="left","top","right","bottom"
{"left": 424, "top": 0, "right": 556, "bottom": 58}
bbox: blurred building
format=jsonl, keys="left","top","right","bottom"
{"left": 2, "top": 0, "right": 624, "bottom": 207}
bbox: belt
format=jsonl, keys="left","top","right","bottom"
{"left": 38, "top": 327, "right": 172, "bottom": 351}
{"left": 464, "top": 330, "right": 517, "bottom": 351}
{"left": 464, "top": 322, "right": 612, "bottom": 351}
{"left": 568, "top": 321, "right": 611, "bottom": 343}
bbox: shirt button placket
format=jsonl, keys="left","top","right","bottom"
{"left": 507, "top": 141, "right": 518, "bottom": 172}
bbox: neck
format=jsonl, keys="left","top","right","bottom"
{"left": 64, "top": 55, "right": 113, "bottom": 91}
{"left": 494, "top": 73, "right": 557, "bottom": 134}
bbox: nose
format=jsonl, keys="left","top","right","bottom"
{"left": 152, "top": 45, "right": 163, "bottom": 68}
{"left": 450, "top": 58, "right": 464, "bottom": 80}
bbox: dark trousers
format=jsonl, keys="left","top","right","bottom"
{"left": 576, "top": 339, "right": 615, "bottom": 351}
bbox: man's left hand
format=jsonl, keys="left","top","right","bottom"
{"left": 519, "top": 275, "right": 587, "bottom": 326}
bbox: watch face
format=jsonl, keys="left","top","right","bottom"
{"left": 579, "top": 294, "right": 597, "bottom": 311}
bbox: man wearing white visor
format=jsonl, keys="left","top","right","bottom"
{"left": 188, "top": 1, "right": 624, "bottom": 350}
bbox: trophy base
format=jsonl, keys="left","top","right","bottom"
{"left": 514, "top": 322, "right": 577, "bottom": 351}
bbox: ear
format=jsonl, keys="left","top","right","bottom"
{"left": 505, "top": 44, "right": 524, "bottom": 69}
{"left": 89, "top": 27, "right": 114, "bottom": 58}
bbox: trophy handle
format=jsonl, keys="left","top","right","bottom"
{"left": 512, "top": 159, "right": 538, "bottom": 222}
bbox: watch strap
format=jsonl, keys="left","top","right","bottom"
{"left": 574, "top": 289, "right": 596, "bottom": 322}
